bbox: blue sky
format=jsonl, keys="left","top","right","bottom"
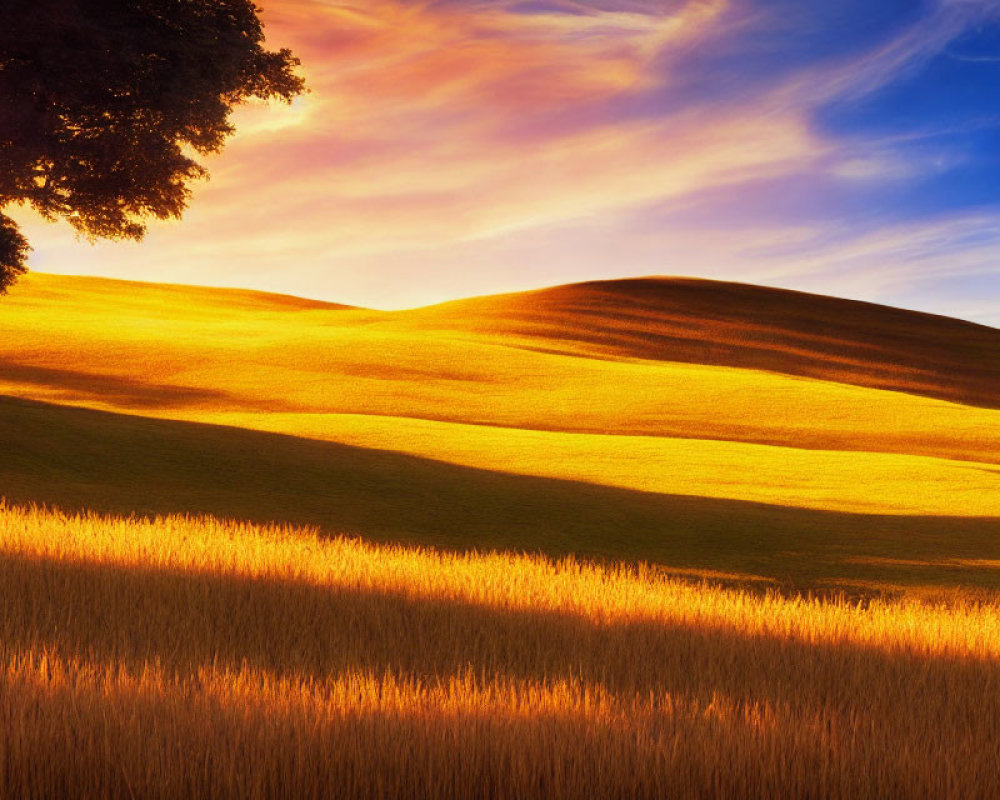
{"left": 16, "top": 0, "right": 1000, "bottom": 324}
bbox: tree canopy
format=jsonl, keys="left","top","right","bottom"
{"left": 0, "top": 0, "right": 305, "bottom": 292}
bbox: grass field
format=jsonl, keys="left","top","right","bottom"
{"left": 1, "top": 272, "right": 998, "bottom": 593}
{"left": 3, "top": 503, "right": 1000, "bottom": 798}
{"left": 1, "top": 272, "right": 999, "bottom": 795}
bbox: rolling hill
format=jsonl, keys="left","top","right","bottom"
{"left": 406, "top": 277, "right": 1000, "bottom": 408}
{"left": 3, "top": 270, "right": 1000, "bottom": 796}
{"left": 1, "top": 272, "right": 998, "bottom": 594}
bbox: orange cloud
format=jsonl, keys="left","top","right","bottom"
{"left": 174, "top": 0, "right": 821, "bottom": 254}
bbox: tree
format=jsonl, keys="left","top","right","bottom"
{"left": 0, "top": 0, "right": 305, "bottom": 292}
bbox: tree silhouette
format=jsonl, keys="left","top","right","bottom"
{"left": 0, "top": 0, "right": 305, "bottom": 292}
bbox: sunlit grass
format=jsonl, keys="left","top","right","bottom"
{"left": 181, "top": 410, "right": 1000, "bottom": 516}
{"left": 2, "top": 272, "right": 998, "bottom": 596}
{"left": 2, "top": 274, "right": 998, "bottom": 518}
{"left": 3, "top": 502, "right": 1000, "bottom": 798}
{"left": 5, "top": 502, "right": 1000, "bottom": 654}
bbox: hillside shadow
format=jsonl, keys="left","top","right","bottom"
{"left": 0, "top": 361, "right": 234, "bottom": 409}
{"left": 2, "top": 394, "right": 999, "bottom": 594}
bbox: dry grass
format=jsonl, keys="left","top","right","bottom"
{"left": 3, "top": 502, "right": 1000, "bottom": 798}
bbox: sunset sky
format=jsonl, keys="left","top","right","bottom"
{"left": 14, "top": 0, "right": 1000, "bottom": 324}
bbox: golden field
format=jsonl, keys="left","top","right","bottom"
{"left": 3, "top": 502, "right": 1000, "bottom": 798}
{"left": 1, "top": 272, "right": 999, "bottom": 796}
{"left": 1, "top": 272, "right": 998, "bottom": 592}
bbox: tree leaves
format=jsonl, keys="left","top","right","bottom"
{"left": 0, "top": 0, "right": 305, "bottom": 292}
{"left": 0, "top": 214, "right": 30, "bottom": 293}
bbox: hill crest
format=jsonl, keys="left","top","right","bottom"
{"left": 12, "top": 272, "right": 1000, "bottom": 408}
{"left": 407, "top": 276, "right": 1000, "bottom": 409}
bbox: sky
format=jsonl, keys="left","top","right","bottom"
{"left": 14, "top": 0, "right": 1000, "bottom": 324}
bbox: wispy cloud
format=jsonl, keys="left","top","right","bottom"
{"left": 772, "top": 0, "right": 998, "bottom": 108}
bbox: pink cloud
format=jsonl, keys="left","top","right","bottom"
{"left": 169, "top": 0, "right": 819, "bottom": 251}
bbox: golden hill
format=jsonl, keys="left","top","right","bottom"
{"left": 1, "top": 272, "right": 998, "bottom": 593}
{"left": 409, "top": 277, "right": 1000, "bottom": 408}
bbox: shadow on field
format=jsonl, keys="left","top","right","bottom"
{"left": 0, "top": 361, "right": 234, "bottom": 409}
{"left": 2, "top": 394, "right": 1000, "bottom": 594}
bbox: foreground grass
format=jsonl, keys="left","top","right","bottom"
{"left": 3, "top": 503, "right": 1000, "bottom": 798}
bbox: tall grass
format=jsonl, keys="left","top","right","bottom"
{"left": 2, "top": 501, "right": 1000, "bottom": 798}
